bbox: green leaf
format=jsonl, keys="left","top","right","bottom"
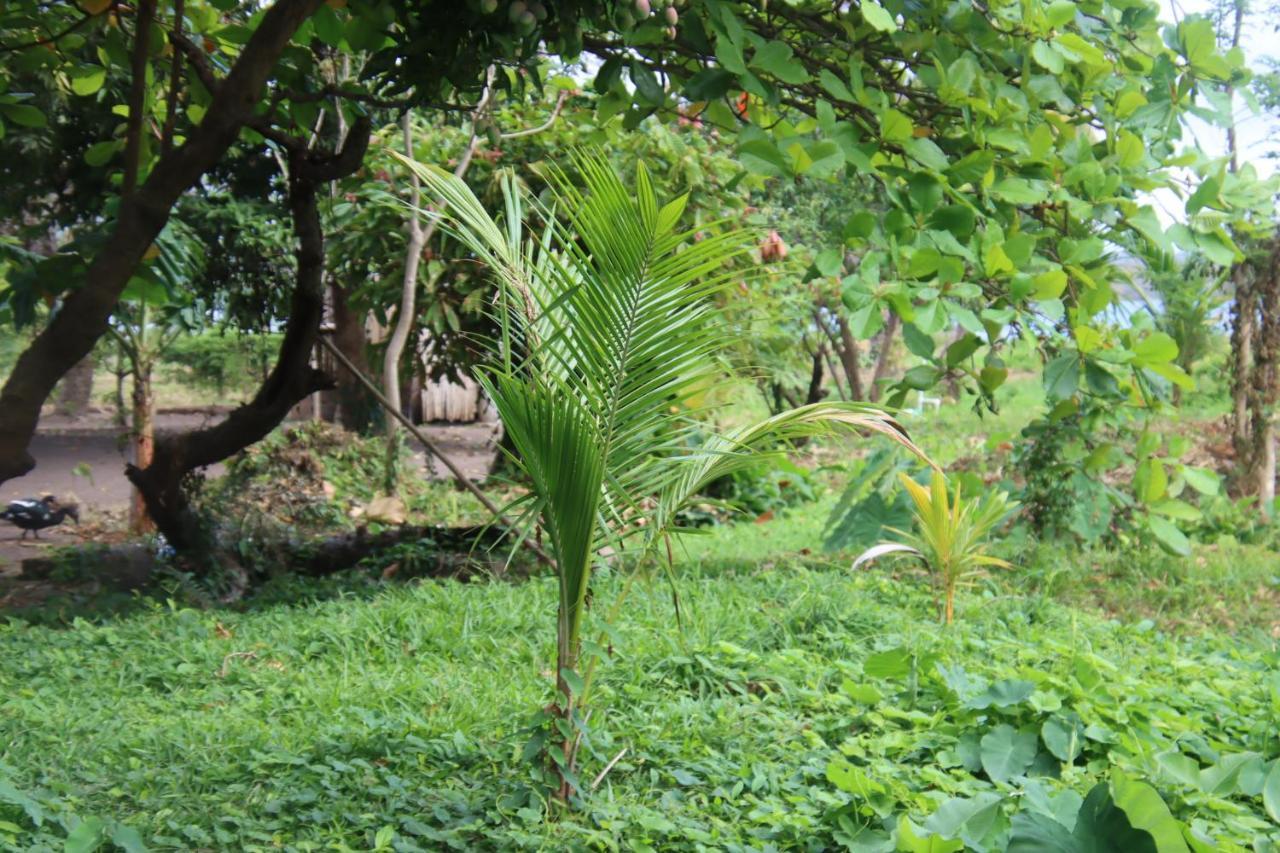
{"left": 1263, "top": 760, "right": 1280, "bottom": 823}
{"left": 84, "top": 140, "right": 120, "bottom": 167}
{"left": 737, "top": 137, "right": 790, "bottom": 178}
{"left": 1115, "top": 130, "right": 1145, "bottom": 168}
{"left": 815, "top": 248, "right": 843, "bottom": 277}
{"left": 1132, "top": 332, "right": 1178, "bottom": 365}
{"left": 1032, "top": 269, "right": 1067, "bottom": 300}
{"left": 860, "top": 0, "right": 897, "bottom": 32}
{"left": 109, "top": 824, "right": 149, "bottom": 853}
{"left": 864, "top": 646, "right": 911, "bottom": 678}
{"left": 966, "top": 679, "right": 1035, "bottom": 710}
{"left": 1042, "top": 715, "right": 1085, "bottom": 762}
{"left": 1180, "top": 467, "right": 1219, "bottom": 496}
{"left": 980, "top": 724, "right": 1038, "bottom": 784}
{"left": 1128, "top": 207, "right": 1172, "bottom": 255}
{"left": 1147, "top": 515, "right": 1190, "bottom": 556}
{"left": 683, "top": 68, "right": 736, "bottom": 101}
{"left": 1032, "top": 41, "right": 1064, "bottom": 73}
{"left": 879, "top": 108, "right": 913, "bottom": 143}
{"left": 989, "top": 178, "right": 1047, "bottom": 205}
{"left": 897, "top": 815, "right": 964, "bottom": 853}
{"left": 0, "top": 103, "right": 47, "bottom": 128}
{"left": 1109, "top": 773, "right": 1190, "bottom": 853}
{"left": 1045, "top": 0, "right": 1077, "bottom": 27}
{"left": 751, "top": 41, "right": 810, "bottom": 84}
{"left": 64, "top": 817, "right": 107, "bottom": 853}
{"left": 71, "top": 66, "right": 106, "bottom": 96}
{"left": 922, "top": 793, "right": 1003, "bottom": 847}
{"left": 827, "top": 759, "right": 885, "bottom": 797}
{"left": 946, "top": 150, "right": 995, "bottom": 186}
{"left": 1044, "top": 354, "right": 1079, "bottom": 402}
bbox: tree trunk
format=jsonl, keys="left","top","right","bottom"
{"left": 868, "top": 312, "right": 901, "bottom": 402}
{"left": 1247, "top": 239, "right": 1280, "bottom": 513}
{"left": 55, "top": 354, "right": 96, "bottom": 417}
{"left": 329, "top": 281, "right": 378, "bottom": 432}
{"left": 806, "top": 344, "right": 827, "bottom": 405}
{"left": 127, "top": 122, "right": 371, "bottom": 557}
{"left": 129, "top": 359, "right": 155, "bottom": 534}
{"left": 383, "top": 112, "right": 429, "bottom": 493}
{"left": 0, "top": 0, "right": 323, "bottom": 486}
{"left": 1231, "top": 264, "right": 1255, "bottom": 461}
{"left": 837, "top": 315, "right": 865, "bottom": 400}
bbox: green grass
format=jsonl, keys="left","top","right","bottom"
{"left": 3, "top": 507, "right": 1279, "bottom": 851}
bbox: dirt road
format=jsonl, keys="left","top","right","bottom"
{"left": 0, "top": 412, "right": 499, "bottom": 573}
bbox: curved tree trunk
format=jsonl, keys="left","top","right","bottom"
{"left": 127, "top": 123, "right": 371, "bottom": 559}
{"left": 0, "top": 0, "right": 323, "bottom": 486}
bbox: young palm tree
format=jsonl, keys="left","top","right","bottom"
{"left": 854, "top": 471, "right": 1015, "bottom": 624}
{"left": 401, "top": 151, "right": 933, "bottom": 798}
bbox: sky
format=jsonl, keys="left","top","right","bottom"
{"left": 1161, "top": 0, "right": 1278, "bottom": 173}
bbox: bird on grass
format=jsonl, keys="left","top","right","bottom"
{"left": 0, "top": 495, "right": 80, "bottom": 540}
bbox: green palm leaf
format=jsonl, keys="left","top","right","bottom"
{"left": 399, "top": 150, "right": 936, "bottom": 795}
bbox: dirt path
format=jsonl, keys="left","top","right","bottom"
{"left": 0, "top": 412, "right": 499, "bottom": 574}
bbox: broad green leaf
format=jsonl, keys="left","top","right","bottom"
{"left": 922, "top": 793, "right": 1003, "bottom": 847}
{"left": 1263, "top": 760, "right": 1280, "bottom": 823}
{"left": 0, "top": 103, "right": 47, "bottom": 128}
{"left": 1045, "top": 0, "right": 1077, "bottom": 27}
{"left": 946, "top": 150, "right": 995, "bottom": 186}
{"left": 1042, "top": 715, "right": 1085, "bottom": 762}
{"left": 64, "top": 817, "right": 107, "bottom": 853}
{"left": 990, "top": 178, "right": 1047, "bottom": 205}
{"left": 1180, "top": 467, "right": 1219, "bottom": 496}
{"left": 1148, "top": 515, "right": 1190, "bottom": 556}
{"left": 897, "top": 815, "right": 964, "bottom": 853}
{"left": 1128, "top": 207, "right": 1173, "bottom": 255}
{"left": 827, "top": 759, "right": 885, "bottom": 797}
{"left": 860, "top": 0, "right": 897, "bottom": 32}
{"left": 84, "top": 140, "right": 120, "bottom": 167}
{"left": 1132, "top": 332, "right": 1178, "bottom": 365}
{"left": 751, "top": 41, "right": 811, "bottom": 84}
{"left": 980, "top": 724, "right": 1038, "bottom": 784}
{"left": 1032, "top": 41, "right": 1064, "bottom": 73}
{"left": 879, "top": 108, "right": 914, "bottom": 143}
{"left": 1134, "top": 458, "right": 1168, "bottom": 503}
{"left": 1115, "top": 131, "right": 1145, "bottom": 167}
{"left": 1044, "top": 354, "right": 1079, "bottom": 402}
{"left": 1109, "top": 773, "right": 1190, "bottom": 853}
{"left": 1033, "top": 269, "right": 1068, "bottom": 300}
{"left": 71, "top": 66, "right": 106, "bottom": 96}
{"left": 965, "top": 679, "right": 1035, "bottom": 710}
{"left": 864, "top": 646, "right": 911, "bottom": 678}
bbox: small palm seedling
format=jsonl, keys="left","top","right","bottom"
{"left": 402, "top": 151, "right": 933, "bottom": 800}
{"left": 854, "top": 471, "right": 1015, "bottom": 624}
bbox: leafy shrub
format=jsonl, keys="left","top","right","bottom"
{"left": 698, "top": 457, "right": 816, "bottom": 520}
{"left": 162, "top": 332, "right": 281, "bottom": 397}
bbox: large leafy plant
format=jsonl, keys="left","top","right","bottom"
{"left": 855, "top": 471, "right": 1014, "bottom": 624}
{"left": 404, "top": 151, "right": 931, "bottom": 798}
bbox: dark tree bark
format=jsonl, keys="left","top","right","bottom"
{"left": 127, "top": 122, "right": 371, "bottom": 555}
{"left": 805, "top": 344, "right": 828, "bottom": 405}
{"left": 0, "top": 0, "right": 324, "bottom": 485}
{"left": 1247, "top": 240, "right": 1280, "bottom": 507}
{"left": 329, "top": 281, "right": 379, "bottom": 432}
{"left": 837, "top": 314, "right": 865, "bottom": 400}
{"left": 868, "top": 312, "right": 901, "bottom": 403}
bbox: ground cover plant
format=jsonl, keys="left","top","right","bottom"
{"left": 2, "top": 515, "right": 1278, "bottom": 851}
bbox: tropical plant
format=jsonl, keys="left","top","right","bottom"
{"left": 406, "top": 151, "right": 932, "bottom": 799}
{"left": 854, "top": 471, "right": 1015, "bottom": 624}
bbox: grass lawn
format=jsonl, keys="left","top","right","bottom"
{"left": 2, "top": 505, "right": 1278, "bottom": 851}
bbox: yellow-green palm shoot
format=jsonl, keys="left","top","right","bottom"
{"left": 854, "top": 471, "right": 1015, "bottom": 624}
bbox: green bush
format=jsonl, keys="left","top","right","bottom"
{"left": 161, "top": 332, "right": 281, "bottom": 397}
